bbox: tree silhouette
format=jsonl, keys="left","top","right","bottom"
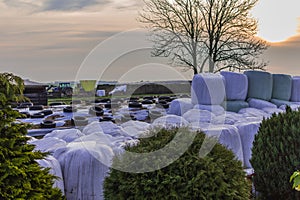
{"left": 139, "top": 0, "right": 268, "bottom": 74}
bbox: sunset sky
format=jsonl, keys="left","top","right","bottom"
{"left": 0, "top": 0, "right": 299, "bottom": 83}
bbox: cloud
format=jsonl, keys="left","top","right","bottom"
{"left": 2, "top": 0, "right": 42, "bottom": 10}
{"left": 1, "top": 0, "right": 142, "bottom": 12}
{"left": 113, "top": 0, "right": 144, "bottom": 10}
{"left": 1, "top": 0, "right": 112, "bottom": 11}
{"left": 43, "top": 0, "right": 111, "bottom": 11}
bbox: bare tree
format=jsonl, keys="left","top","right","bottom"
{"left": 139, "top": 0, "right": 268, "bottom": 74}
{"left": 139, "top": 0, "right": 204, "bottom": 74}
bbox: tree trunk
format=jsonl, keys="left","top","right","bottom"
{"left": 209, "top": 57, "right": 214, "bottom": 72}
{"left": 192, "top": 41, "right": 198, "bottom": 74}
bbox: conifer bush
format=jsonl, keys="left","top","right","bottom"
{"left": 104, "top": 128, "right": 250, "bottom": 199}
{"left": 0, "top": 73, "right": 64, "bottom": 199}
{"left": 251, "top": 107, "right": 300, "bottom": 199}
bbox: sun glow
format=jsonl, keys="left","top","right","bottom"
{"left": 251, "top": 0, "right": 299, "bottom": 43}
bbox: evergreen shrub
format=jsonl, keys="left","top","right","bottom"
{"left": 251, "top": 107, "right": 300, "bottom": 199}
{"left": 0, "top": 73, "right": 64, "bottom": 199}
{"left": 104, "top": 128, "right": 250, "bottom": 199}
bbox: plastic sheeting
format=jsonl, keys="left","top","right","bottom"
{"left": 191, "top": 73, "right": 225, "bottom": 105}
{"left": 193, "top": 104, "right": 225, "bottom": 116}
{"left": 54, "top": 142, "right": 114, "bottom": 200}
{"left": 36, "top": 156, "right": 65, "bottom": 194}
{"left": 248, "top": 98, "right": 277, "bottom": 109}
{"left": 82, "top": 121, "right": 106, "bottom": 135}
{"left": 29, "top": 137, "right": 67, "bottom": 153}
{"left": 152, "top": 115, "right": 189, "bottom": 129}
{"left": 86, "top": 121, "right": 129, "bottom": 137}
{"left": 236, "top": 122, "right": 260, "bottom": 168}
{"left": 220, "top": 71, "right": 248, "bottom": 101}
{"left": 291, "top": 77, "right": 300, "bottom": 102}
{"left": 279, "top": 104, "right": 300, "bottom": 111}
{"left": 189, "top": 122, "right": 211, "bottom": 131}
{"left": 212, "top": 112, "right": 245, "bottom": 125}
{"left": 44, "top": 129, "right": 85, "bottom": 143}
{"left": 271, "top": 99, "right": 295, "bottom": 107}
{"left": 74, "top": 132, "right": 116, "bottom": 148}
{"left": 222, "top": 101, "right": 249, "bottom": 113}
{"left": 182, "top": 109, "right": 216, "bottom": 124}
{"left": 81, "top": 122, "right": 134, "bottom": 149}
{"left": 272, "top": 74, "right": 292, "bottom": 101}
{"left": 238, "top": 108, "right": 270, "bottom": 119}
{"left": 244, "top": 70, "right": 273, "bottom": 100}
{"left": 262, "top": 107, "right": 285, "bottom": 115}
{"left": 168, "top": 98, "right": 193, "bottom": 116}
{"left": 202, "top": 125, "right": 244, "bottom": 165}
{"left": 121, "top": 121, "right": 151, "bottom": 138}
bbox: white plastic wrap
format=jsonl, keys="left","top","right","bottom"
{"left": 272, "top": 74, "right": 292, "bottom": 101}
{"left": 151, "top": 115, "right": 189, "bottom": 129}
{"left": 279, "top": 104, "right": 300, "bottom": 111}
{"left": 44, "top": 129, "right": 85, "bottom": 143}
{"left": 244, "top": 70, "right": 273, "bottom": 101}
{"left": 36, "top": 156, "right": 65, "bottom": 194}
{"left": 191, "top": 73, "right": 225, "bottom": 105}
{"left": 239, "top": 107, "right": 268, "bottom": 116}
{"left": 202, "top": 125, "right": 244, "bottom": 165}
{"left": 212, "top": 112, "right": 244, "bottom": 125}
{"left": 82, "top": 121, "right": 106, "bottom": 135}
{"left": 182, "top": 109, "right": 216, "bottom": 123}
{"left": 193, "top": 104, "right": 225, "bottom": 115}
{"left": 54, "top": 142, "right": 114, "bottom": 200}
{"left": 220, "top": 71, "right": 248, "bottom": 101}
{"left": 29, "top": 137, "right": 67, "bottom": 153}
{"left": 236, "top": 122, "right": 260, "bottom": 168}
{"left": 168, "top": 98, "right": 193, "bottom": 116}
{"left": 83, "top": 121, "right": 129, "bottom": 137}
{"left": 121, "top": 120, "right": 151, "bottom": 138}
{"left": 248, "top": 98, "right": 277, "bottom": 109}
{"left": 189, "top": 122, "right": 211, "bottom": 131}
{"left": 262, "top": 107, "right": 285, "bottom": 115}
{"left": 291, "top": 77, "right": 300, "bottom": 102}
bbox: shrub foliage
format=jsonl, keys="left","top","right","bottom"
{"left": 251, "top": 107, "right": 300, "bottom": 199}
{"left": 0, "top": 73, "right": 64, "bottom": 199}
{"left": 104, "top": 128, "right": 250, "bottom": 199}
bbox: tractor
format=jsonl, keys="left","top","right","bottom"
{"left": 47, "top": 82, "right": 73, "bottom": 98}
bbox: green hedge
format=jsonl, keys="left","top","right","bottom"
{"left": 251, "top": 107, "right": 300, "bottom": 199}
{"left": 104, "top": 128, "right": 250, "bottom": 199}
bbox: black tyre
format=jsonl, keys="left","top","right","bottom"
{"left": 141, "top": 100, "right": 154, "bottom": 105}
{"left": 71, "top": 116, "right": 89, "bottom": 126}
{"left": 63, "top": 106, "right": 77, "bottom": 113}
{"left": 128, "top": 102, "right": 142, "bottom": 108}
{"left": 99, "top": 116, "right": 115, "bottom": 123}
{"left": 158, "top": 96, "right": 171, "bottom": 101}
{"left": 95, "top": 98, "right": 111, "bottom": 103}
{"left": 39, "top": 110, "right": 53, "bottom": 116}
{"left": 49, "top": 102, "right": 66, "bottom": 106}
{"left": 29, "top": 105, "right": 44, "bottom": 111}
{"left": 89, "top": 106, "right": 104, "bottom": 116}
{"left": 31, "top": 113, "right": 45, "bottom": 119}
{"left": 64, "top": 88, "right": 73, "bottom": 97}
{"left": 143, "top": 96, "right": 154, "bottom": 101}
{"left": 40, "top": 120, "right": 56, "bottom": 129}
